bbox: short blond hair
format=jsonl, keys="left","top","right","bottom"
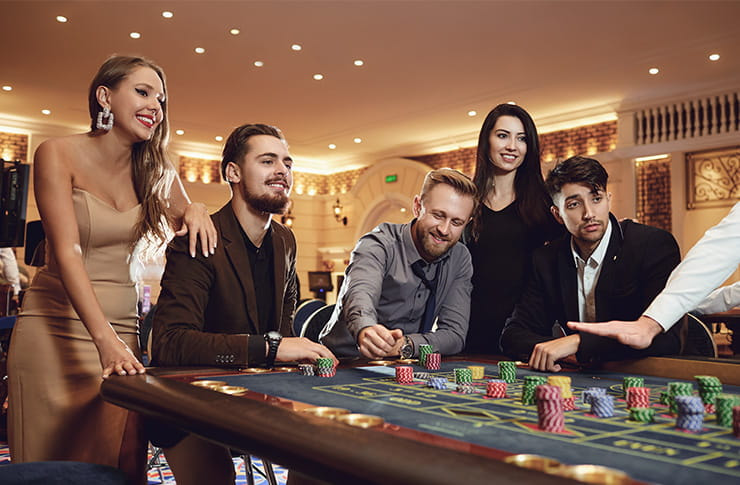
{"left": 420, "top": 168, "right": 478, "bottom": 207}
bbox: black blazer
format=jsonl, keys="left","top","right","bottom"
{"left": 500, "top": 214, "right": 682, "bottom": 363}
{"left": 152, "top": 202, "right": 297, "bottom": 368}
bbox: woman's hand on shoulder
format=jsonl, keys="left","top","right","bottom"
{"left": 95, "top": 332, "right": 146, "bottom": 379}
{"left": 174, "top": 202, "right": 217, "bottom": 258}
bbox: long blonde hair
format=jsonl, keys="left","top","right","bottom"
{"left": 87, "top": 55, "right": 175, "bottom": 248}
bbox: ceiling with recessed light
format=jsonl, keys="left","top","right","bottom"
{"left": 1, "top": 1, "right": 739, "bottom": 173}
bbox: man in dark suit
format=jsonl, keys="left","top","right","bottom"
{"left": 151, "top": 123, "right": 335, "bottom": 484}
{"left": 500, "top": 156, "right": 682, "bottom": 372}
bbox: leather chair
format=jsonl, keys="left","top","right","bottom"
{"left": 300, "top": 304, "right": 335, "bottom": 343}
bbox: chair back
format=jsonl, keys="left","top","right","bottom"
{"left": 680, "top": 313, "right": 718, "bottom": 358}
{"left": 300, "top": 304, "right": 335, "bottom": 343}
{"left": 293, "top": 299, "right": 325, "bottom": 337}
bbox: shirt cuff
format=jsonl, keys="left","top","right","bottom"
{"left": 247, "top": 334, "right": 266, "bottom": 367}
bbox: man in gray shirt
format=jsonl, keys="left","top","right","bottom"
{"left": 320, "top": 168, "right": 477, "bottom": 359}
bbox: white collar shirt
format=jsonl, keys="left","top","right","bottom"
{"left": 570, "top": 220, "right": 612, "bottom": 322}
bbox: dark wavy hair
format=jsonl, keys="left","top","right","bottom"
{"left": 221, "top": 123, "right": 284, "bottom": 183}
{"left": 471, "top": 103, "right": 552, "bottom": 239}
{"left": 545, "top": 156, "right": 609, "bottom": 200}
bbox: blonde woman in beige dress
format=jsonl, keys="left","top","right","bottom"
{"left": 7, "top": 55, "right": 217, "bottom": 484}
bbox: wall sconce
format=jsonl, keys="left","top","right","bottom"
{"left": 333, "top": 198, "right": 347, "bottom": 226}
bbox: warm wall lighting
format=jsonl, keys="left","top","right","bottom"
{"left": 281, "top": 201, "right": 295, "bottom": 227}
{"left": 333, "top": 198, "right": 348, "bottom": 226}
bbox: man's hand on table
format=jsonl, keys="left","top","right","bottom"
{"left": 529, "top": 334, "right": 580, "bottom": 372}
{"left": 357, "top": 325, "right": 404, "bottom": 359}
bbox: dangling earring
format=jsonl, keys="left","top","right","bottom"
{"left": 96, "top": 107, "right": 114, "bottom": 131}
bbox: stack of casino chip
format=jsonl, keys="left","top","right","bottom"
{"left": 667, "top": 382, "right": 694, "bottom": 415}
{"left": 395, "top": 366, "right": 414, "bottom": 384}
{"left": 674, "top": 395, "right": 705, "bottom": 432}
{"left": 547, "top": 376, "right": 575, "bottom": 410}
{"left": 454, "top": 368, "right": 473, "bottom": 384}
{"left": 715, "top": 394, "right": 740, "bottom": 428}
{"left": 298, "top": 363, "right": 315, "bottom": 376}
{"left": 418, "top": 344, "right": 434, "bottom": 366}
{"left": 425, "top": 352, "right": 441, "bottom": 370}
{"left": 582, "top": 387, "right": 607, "bottom": 406}
{"left": 498, "top": 361, "right": 517, "bottom": 383}
{"left": 467, "top": 365, "right": 485, "bottom": 380}
{"left": 623, "top": 376, "right": 644, "bottom": 398}
{"left": 427, "top": 376, "right": 448, "bottom": 390}
{"left": 535, "top": 384, "right": 564, "bottom": 432}
{"left": 659, "top": 391, "right": 671, "bottom": 406}
{"left": 591, "top": 394, "right": 615, "bottom": 418}
{"left": 626, "top": 387, "right": 651, "bottom": 409}
{"left": 456, "top": 383, "right": 477, "bottom": 394}
{"left": 733, "top": 406, "right": 740, "bottom": 438}
{"left": 521, "top": 376, "right": 547, "bottom": 405}
{"left": 630, "top": 407, "right": 655, "bottom": 423}
{"left": 486, "top": 379, "right": 507, "bottom": 398}
{"left": 316, "top": 358, "right": 336, "bottom": 377}
{"left": 413, "top": 372, "right": 431, "bottom": 380}
{"left": 695, "top": 375, "right": 723, "bottom": 414}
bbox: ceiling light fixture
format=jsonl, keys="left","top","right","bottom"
{"left": 162, "top": 11, "right": 173, "bottom": 18}
{"left": 194, "top": 47, "right": 205, "bottom": 54}
{"left": 230, "top": 28, "right": 240, "bottom": 35}
{"left": 507, "top": 101, "right": 516, "bottom": 105}
{"left": 648, "top": 67, "right": 659, "bottom": 75}
{"left": 353, "top": 59, "right": 364, "bottom": 66}
{"left": 41, "top": 109, "right": 51, "bottom": 115}
{"left": 328, "top": 144, "right": 336, "bottom": 149}
{"left": 253, "top": 61, "right": 264, "bottom": 67}
{"left": 353, "top": 137, "right": 362, "bottom": 144}
{"left": 291, "top": 44, "right": 302, "bottom": 51}
{"left": 313, "top": 74, "right": 324, "bottom": 80}
{"left": 56, "top": 15, "right": 68, "bottom": 23}
{"left": 709, "top": 53, "right": 720, "bottom": 61}
{"left": 1, "top": 86, "right": 11, "bottom": 92}
{"left": 175, "top": 129, "right": 185, "bottom": 135}
{"left": 130, "top": 32, "right": 141, "bottom": 39}
{"left": 468, "top": 110, "right": 477, "bottom": 117}
{"left": 215, "top": 136, "right": 223, "bottom": 142}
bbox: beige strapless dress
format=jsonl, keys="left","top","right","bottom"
{"left": 7, "top": 188, "right": 143, "bottom": 475}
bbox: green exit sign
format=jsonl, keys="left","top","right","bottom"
{"left": 385, "top": 174, "right": 398, "bottom": 183}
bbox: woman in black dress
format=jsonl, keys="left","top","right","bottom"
{"left": 465, "top": 103, "right": 562, "bottom": 354}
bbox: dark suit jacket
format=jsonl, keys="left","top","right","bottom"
{"left": 151, "top": 202, "right": 297, "bottom": 368}
{"left": 500, "top": 214, "right": 682, "bottom": 363}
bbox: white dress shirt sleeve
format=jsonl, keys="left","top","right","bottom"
{"left": 643, "top": 202, "right": 740, "bottom": 330}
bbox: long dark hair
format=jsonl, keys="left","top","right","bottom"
{"left": 471, "top": 103, "right": 551, "bottom": 239}
{"left": 88, "top": 55, "right": 175, "bottom": 248}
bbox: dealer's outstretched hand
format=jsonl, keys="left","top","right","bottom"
{"left": 567, "top": 316, "right": 663, "bottom": 350}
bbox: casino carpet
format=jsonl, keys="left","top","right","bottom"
{"left": 0, "top": 441, "right": 289, "bottom": 484}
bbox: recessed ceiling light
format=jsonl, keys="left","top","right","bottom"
{"left": 467, "top": 110, "right": 477, "bottom": 117}
{"left": 215, "top": 136, "right": 223, "bottom": 142}
{"left": 253, "top": 61, "right": 264, "bottom": 67}
{"left": 130, "top": 32, "right": 141, "bottom": 39}
{"left": 162, "top": 11, "right": 173, "bottom": 18}
{"left": 648, "top": 67, "right": 659, "bottom": 75}
{"left": 56, "top": 15, "right": 68, "bottom": 23}
{"left": 230, "top": 28, "right": 240, "bottom": 35}
{"left": 194, "top": 47, "right": 205, "bottom": 54}
{"left": 709, "top": 53, "right": 720, "bottom": 61}
{"left": 506, "top": 101, "right": 516, "bottom": 105}
{"left": 291, "top": 44, "right": 302, "bottom": 51}
{"left": 313, "top": 74, "right": 324, "bottom": 81}
{"left": 353, "top": 137, "right": 362, "bottom": 144}
{"left": 1, "top": 86, "right": 12, "bottom": 92}
{"left": 328, "top": 144, "right": 336, "bottom": 149}
{"left": 175, "top": 129, "right": 185, "bottom": 135}
{"left": 41, "top": 109, "right": 51, "bottom": 115}
{"left": 353, "top": 59, "right": 364, "bottom": 66}
{"left": 400, "top": 208, "right": 407, "bottom": 213}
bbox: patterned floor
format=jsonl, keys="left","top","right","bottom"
{"left": 0, "top": 441, "right": 288, "bottom": 484}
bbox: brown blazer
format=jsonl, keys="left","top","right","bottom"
{"left": 151, "top": 202, "right": 297, "bottom": 368}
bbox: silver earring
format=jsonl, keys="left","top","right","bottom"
{"left": 96, "top": 107, "right": 114, "bottom": 131}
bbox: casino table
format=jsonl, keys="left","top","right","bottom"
{"left": 101, "top": 356, "right": 740, "bottom": 485}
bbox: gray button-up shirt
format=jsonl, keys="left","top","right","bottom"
{"left": 320, "top": 221, "right": 473, "bottom": 356}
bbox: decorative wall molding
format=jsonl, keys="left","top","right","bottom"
{"left": 686, "top": 146, "right": 740, "bottom": 209}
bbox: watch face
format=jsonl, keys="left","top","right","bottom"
{"left": 266, "top": 330, "right": 282, "bottom": 342}
{"left": 401, "top": 345, "right": 413, "bottom": 359}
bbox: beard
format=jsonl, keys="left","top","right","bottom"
{"left": 414, "top": 224, "right": 454, "bottom": 261}
{"left": 239, "top": 183, "right": 290, "bottom": 214}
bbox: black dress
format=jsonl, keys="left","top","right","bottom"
{"left": 465, "top": 201, "right": 560, "bottom": 354}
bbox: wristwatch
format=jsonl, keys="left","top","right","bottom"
{"left": 400, "top": 336, "right": 414, "bottom": 359}
{"left": 264, "top": 330, "right": 283, "bottom": 368}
